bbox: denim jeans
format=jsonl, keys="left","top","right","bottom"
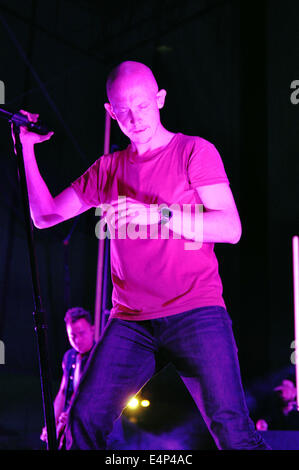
{"left": 65, "top": 306, "right": 270, "bottom": 450}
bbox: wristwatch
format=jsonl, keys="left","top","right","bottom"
{"left": 159, "top": 207, "right": 173, "bottom": 225}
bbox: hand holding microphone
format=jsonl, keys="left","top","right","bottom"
{"left": 10, "top": 109, "right": 54, "bottom": 151}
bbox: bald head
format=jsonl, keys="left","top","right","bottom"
{"left": 104, "top": 61, "right": 169, "bottom": 150}
{"left": 106, "top": 61, "right": 158, "bottom": 102}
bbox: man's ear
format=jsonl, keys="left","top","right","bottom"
{"left": 104, "top": 102, "right": 117, "bottom": 120}
{"left": 156, "top": 89, "right": 167, "bottom": 109}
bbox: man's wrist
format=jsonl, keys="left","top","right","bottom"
{"left": 158, "top": 206, "right": 173, "bottom": 225}
{"left": 21, "top": 141, "right": 35, "bottom": 151}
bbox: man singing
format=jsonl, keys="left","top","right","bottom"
{"left": 14, "top": 61, "right": 270, "bottom": 450}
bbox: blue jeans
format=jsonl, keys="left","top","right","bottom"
{"left": 65, "top": 306, "right": 270, "bottom": 450}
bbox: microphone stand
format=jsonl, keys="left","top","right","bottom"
{"left": 12, "top": 123, "right": 57, "bottom": 450}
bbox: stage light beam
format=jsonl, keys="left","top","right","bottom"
{"left": 140, "top": 399, "right": 150, "bottom": 407}
{"left": 127, "top": 397, "right": 139, "bottom": 409}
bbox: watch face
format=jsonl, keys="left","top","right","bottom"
{"left": 160, "top": 207, "right": 173, "bottom": 225}
{"left": 161, "top": 208, "right": 171, "bottom": 218}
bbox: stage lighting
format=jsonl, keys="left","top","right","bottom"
{"left": 140, "top": 399, "right": 150, "bottom": 407}
{"left": 127, "top": 397, "right": 139, "bottom": 409}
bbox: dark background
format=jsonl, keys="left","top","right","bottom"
{"left": 0, "top": 0, "right": 298, "bottom": 450}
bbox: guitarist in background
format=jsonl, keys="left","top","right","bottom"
{"left": 40, "top": 307, "right": 95, "bottom": 446}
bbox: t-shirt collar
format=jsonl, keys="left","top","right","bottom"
{"left": 127, "top": 133, "right": 179, "bottom": 163}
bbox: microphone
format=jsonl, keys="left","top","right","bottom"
{"left": 0, "top": 107, "right": 50, "bottom": 134}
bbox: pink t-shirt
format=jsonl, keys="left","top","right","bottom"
{"left": 71, "top": 133, "right": 229, "bottom": 320}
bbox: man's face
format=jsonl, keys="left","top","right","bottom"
{"left": 66, "top": 318, "right": 94, "bottom": 354}
{"left": 106, "top": 75, "right": 165, "bottom": 146}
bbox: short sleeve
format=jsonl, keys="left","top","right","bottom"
{"left": 71, "top": 158, "right": 103, "bottom": 207}
{"left": 187, "top": 138, "right": 230, "bottom": 188}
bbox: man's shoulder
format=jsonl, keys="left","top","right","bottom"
{"left": 175, "top": 133, "right": 217, "bottom": 159}
{"left": 87, "top": 147, "right": 128, "bottom": 168}
{"left": 176, "top": 132, "right": 215, "bottom": 150}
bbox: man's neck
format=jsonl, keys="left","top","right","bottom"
{"left": 131, "top": 126, "right": 176, "bottom": 156}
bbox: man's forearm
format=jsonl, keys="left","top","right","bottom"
{"left": 54, "top": 391, "right": 66, "bottom": 423}
{"left": 201, "top": 209, "right": 241, "bottom": 244}
{"left": 22, "top": 142, "right": 57, "bottom": 227}
{"left": 167, "top": 206, "right": 241, "bottom": 244}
